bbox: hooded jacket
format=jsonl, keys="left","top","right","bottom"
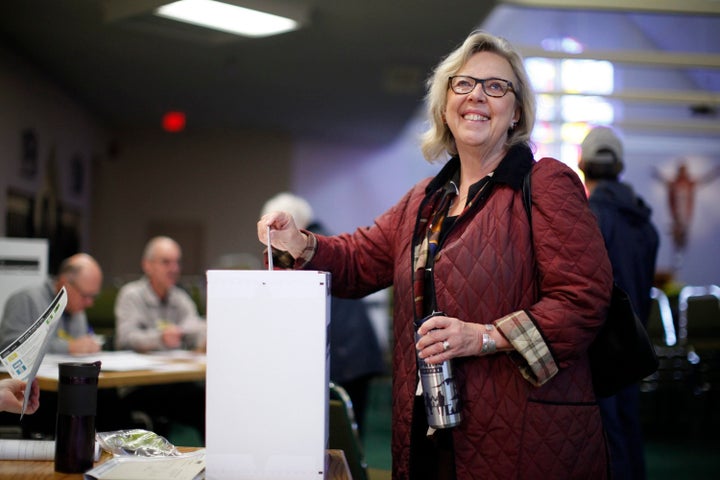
{"left": 302, "top": 145, "right": 613, "bottom": 479}
{"left": 588, "top": 180, "right": 659, "bottom": 324}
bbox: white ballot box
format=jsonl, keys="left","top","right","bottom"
{"left": 205, "top": 270, "right": 330, "bottom": 480}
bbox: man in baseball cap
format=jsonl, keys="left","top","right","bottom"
{"left": 580, "top": 126, "right": 659, "bottom": 480}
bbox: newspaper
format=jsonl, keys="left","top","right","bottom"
{"left": 0, "top": 286, "right": 67, "bottom": 416}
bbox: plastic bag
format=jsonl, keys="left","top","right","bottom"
{"left": 96, "top": 429, "right": 181, "bottom": 457}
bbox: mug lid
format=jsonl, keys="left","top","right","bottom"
{"left": 58, "top": 361, "right": 101, "bottom": 378}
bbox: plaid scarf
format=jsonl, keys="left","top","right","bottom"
{"left": 412, "top": 175, "right": 493, "bottom": 320}
{"left": 412, "top": 181, "right": 458, "bottom": 319}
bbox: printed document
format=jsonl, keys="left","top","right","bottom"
{"left": 0, "top": 287, "right": 67, "bottom": 416}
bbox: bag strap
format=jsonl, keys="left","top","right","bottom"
{"left": 521, "top": 168, "right": 541, "bottom": 301}
{"left": 522, "top": 168, "right": 532, "bottom": 230}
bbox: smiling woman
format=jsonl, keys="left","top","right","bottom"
{"left": 258, "top": 30, "right": 614, "bottom": 480}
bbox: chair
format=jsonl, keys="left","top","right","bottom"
{"left": 329, "top": 382, "right": 368, "bottom": 480}
{"left": 671, "top": 285, "right": 720, "bottom": 432}
{"left": 643, "top": 288, "right": 680, "bottom": 393}
{"left": 677, "top": 285, "right": 720, "bottom": 349}
{"left": 648, "top": 287, "right": 677, "bottom": 347}
{"left": 84, "top": 285, "right": 119, "bottom": 349}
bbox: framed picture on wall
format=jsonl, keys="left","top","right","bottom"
{"left": 21, "top": 128, "right": 38, "bottom": 179}
{"left": 5, "top": 189, "right": 83, "bottom": 274}
{"left": 5, "top": 190, "right": 34, "bottom": 237}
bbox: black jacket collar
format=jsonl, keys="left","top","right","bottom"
{"left": 425, "top": 143, "right": 535, "bottom": 195}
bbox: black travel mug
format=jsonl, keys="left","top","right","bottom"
{"left": 415, "top": 312, "right": 462, "bottom": 429}
{"left": 54, "top": 361, "right": 101, "bottom": 473}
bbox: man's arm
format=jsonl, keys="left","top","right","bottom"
{"left": 173, "top": 289, "right": 207, "bottom": 350}
{"left": 114, "top": 286, "right": 163, "bottom": 352}
{"left": 0, "top": 293, "right": 43, "bottom": 351}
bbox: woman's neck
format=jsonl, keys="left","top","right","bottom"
{"left": 456, "top": 146, "right": 506, "bottom": 190}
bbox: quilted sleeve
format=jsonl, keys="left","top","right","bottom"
{"left": 521, "top": 158, "right": 613, "bottom": 373}
{"left": 304, "top": 182, "right": 424, "bottom": 298}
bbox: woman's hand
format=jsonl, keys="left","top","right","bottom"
{"left": 257, "top": 211, "right": 308, "bottom": 258}
{"left": 416, "top": 315, "right": 507, "bottom": 364}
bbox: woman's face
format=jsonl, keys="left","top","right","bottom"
{"left": 444, "top": 51, "right": 520, "bottom": 155}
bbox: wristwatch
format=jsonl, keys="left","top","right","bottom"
{"left": 481, "top": 332, "right": 497, "bottom": 355}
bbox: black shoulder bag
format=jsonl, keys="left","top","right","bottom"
{"left": 522, "top": 170, "right": 659, "bottom": 398}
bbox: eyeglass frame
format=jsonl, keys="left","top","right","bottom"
{"left": 66, "top": 280, "right": 99, "bottom": 301}
{"left": 448, "top": 75, "right": 516, "bottom": 98}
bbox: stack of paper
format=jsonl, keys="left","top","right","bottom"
{"left": 83, "top": 449, "right": 205, "bottom": 480}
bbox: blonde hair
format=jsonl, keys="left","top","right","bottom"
{"left": 420, "top": 30, "right": 536, "bottom": 162}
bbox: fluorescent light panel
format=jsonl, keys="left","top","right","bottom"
{"left": 155, "top": 0, "right": 299, "bottom": 38}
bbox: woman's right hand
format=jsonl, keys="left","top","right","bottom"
{"left": 257, "top": 211, "right": 308, "bottom": 258}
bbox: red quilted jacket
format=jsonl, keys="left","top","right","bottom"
{"left": 306, "top": 148, "right": 613, "bottom": 479}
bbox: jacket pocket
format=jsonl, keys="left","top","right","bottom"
{"left": 517, "top": 399, "right": 607, "bottom": 479}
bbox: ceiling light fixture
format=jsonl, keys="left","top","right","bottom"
{"left": 155, "top": 0, "right": 300, "bottom": 38}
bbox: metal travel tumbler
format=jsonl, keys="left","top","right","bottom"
{"left": 415, "top": 312, "right": 462, "bottom": 429}
{"left": 54, "top": 361, "right": 101, "bottom": 473}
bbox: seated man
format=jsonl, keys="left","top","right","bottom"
{"left": 114, "top": 236, "right": 206, "bottom": 352}
{"left": 114, "top": 236, "right": 206, "bottom": 443}
{"left": 0, "top": 253, "right": 102, "bottom": 355}
{"left": 0, "top": 254, "right": 103, "bottom": 437}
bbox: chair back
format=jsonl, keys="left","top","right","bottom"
{"left": 678, "top": 285, "right": 720, "bottom": 349}
{"left": 648, "top": 287, "right": 677, "bottom": 346}
{"left": 329, "top": 382, "right": 368, "bottom": 480}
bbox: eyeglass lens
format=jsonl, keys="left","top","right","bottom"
{"left": 450, "top": 76, "right": 511, "bottom": 97}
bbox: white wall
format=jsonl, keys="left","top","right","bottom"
{"left": 292, "top": 111, "right": 440, "bottom": 236}
{"left": 2, "top": 39, "right": 718, "bottom": 288}
{"left": 292, "top": 111, "right": 720, "bottom": 287}
{"left": 0, "top": 42, "right": 294, "bottom": 280}
{"left": 0, "top": 43, "right": 106, "bottom": 268}
{"left": 90, "top": 128, "right": 293, "bottom": 279}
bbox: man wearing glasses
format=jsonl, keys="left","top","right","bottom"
{"left": 0, "top": 253, "right": 102, "bottom": 355}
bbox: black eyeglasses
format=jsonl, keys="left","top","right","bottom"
{"left": 448, "top": 76, "right": 515, "bottom": 98}
{"left": 68, "top": 281, "right": 98, "bottom": 301}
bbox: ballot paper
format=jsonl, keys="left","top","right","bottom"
{"left": 83, "top": 449, "right": 206, "bottom": 480}
{"left": 0, "top": 287, "right": 67, "bottom": 416}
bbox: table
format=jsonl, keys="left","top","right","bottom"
{"left": 0, "top": 448, "right": 351, "bottom": 480}
{"left": 37, "top": 362, "right": 206, "bottom": 392}
{"left": 0, "top": 352, "right": 207, "bottom": 438}
{"left": 0, "top": 351, "right": 207, "bottom": 392}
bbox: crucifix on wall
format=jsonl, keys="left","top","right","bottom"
{"left": 653, "top": 160, "right": 720, "bottom": 270}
